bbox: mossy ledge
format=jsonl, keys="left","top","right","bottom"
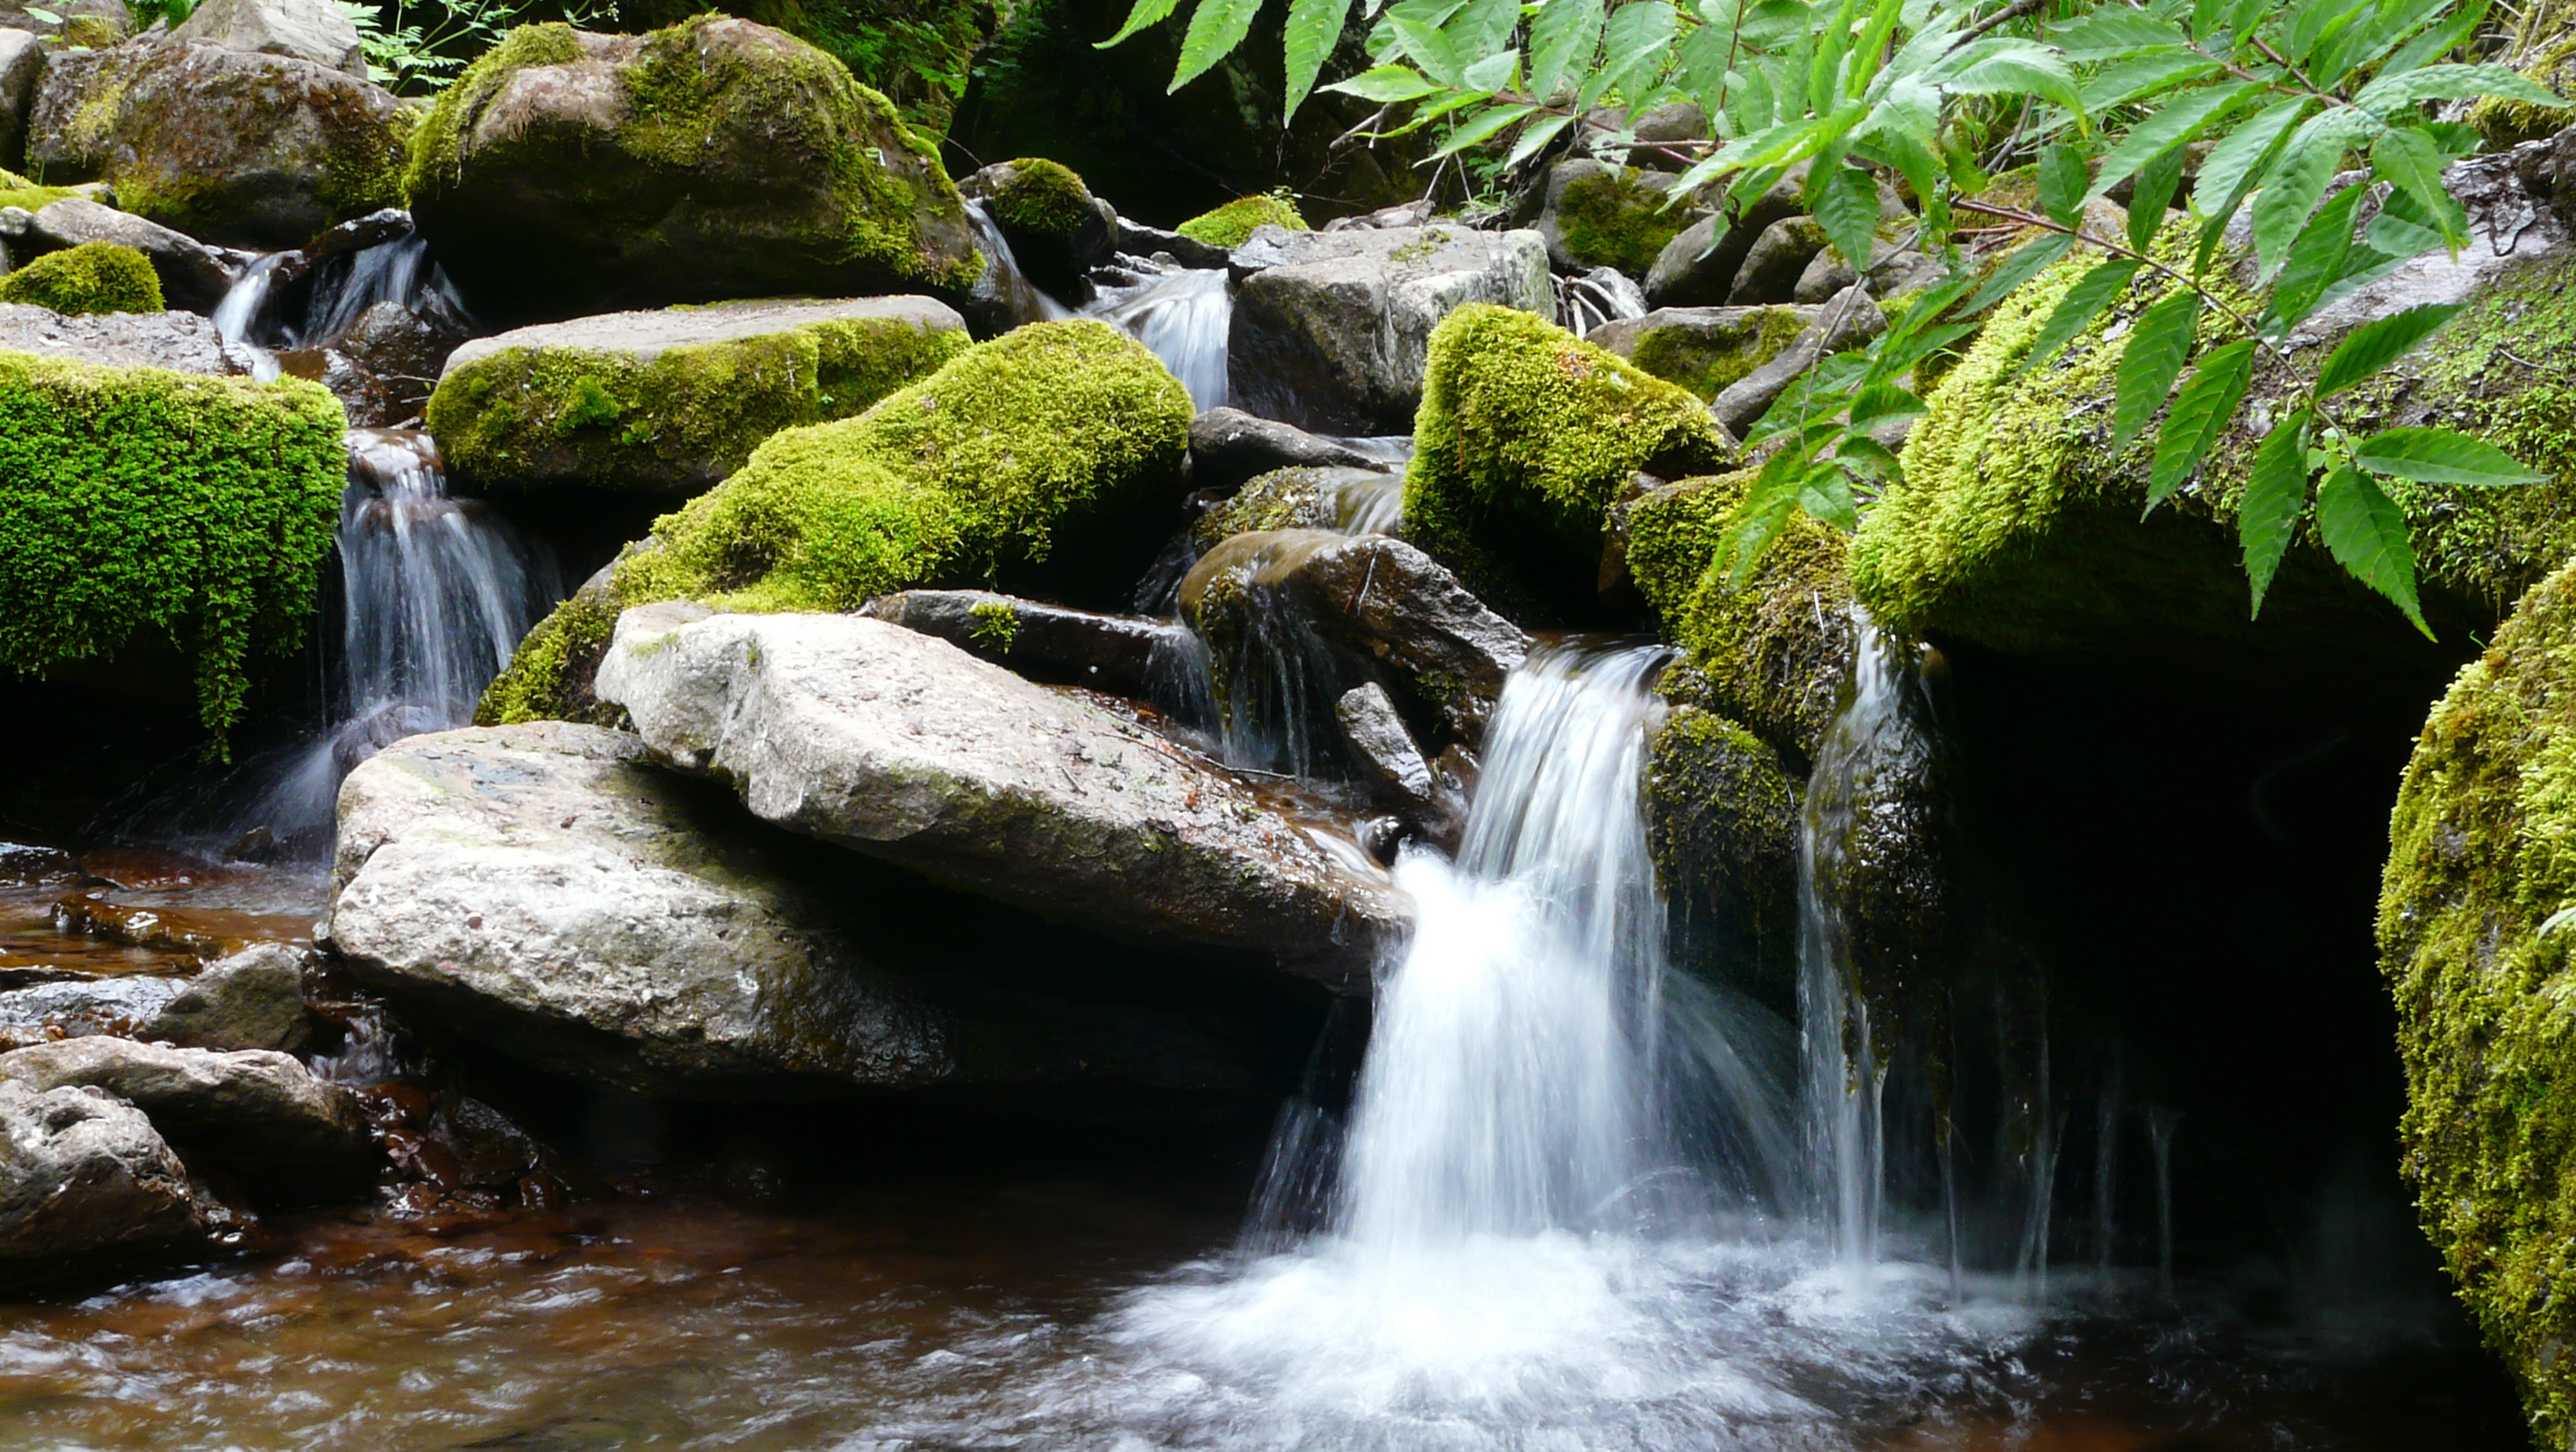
{"left": 0, "top": 241, "right": 163, "bottom": 316}
{"left": 1402, "top": 303, "right": 1734, "bottom": 620}
{"left": 1176, "top": 193, "right": 1307, "bottom": 249}
{"left": 0, "top": 351, "right": 346, "bottom": 735}
{"left": 482, "top": 319, "right": 1190, "bottom": 720}
{"left": 2382, "top": 554, "right": 2576, "bottom": 1450}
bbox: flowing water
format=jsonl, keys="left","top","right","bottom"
{"left": 1091, "top": 267, "right": 1231, "bottom": 410}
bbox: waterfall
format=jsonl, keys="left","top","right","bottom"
{"left": 1090, "top": 266, "right": 1230, "bottom": 409}
{"left": 213, "top": 255, "right": 284, "bottom": 382}
{"left": 961, "top": 200, "right": 1074, "bottom": 334}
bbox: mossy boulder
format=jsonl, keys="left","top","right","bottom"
{"left": 1646, "top": 704, "right": 1803, "bottom": 1003}
{"left": 0, "top": 350, "right": 346, "bottom": 735}
{"left": 1850, "top": 195, "right": 2576, "bottom": 687}
{"left": 2381, "top": 554, "right": 2576, "bottom": 1449}
{"left": 1537, "top": 159, "right": 1694, "bottom": 275}
{"left": 483, "top": 319, "right": 1191, "bottom": 721}
{"left": 0, "top": 240, "right": 160, "bottom": 316}
{"left": 426, "top": 295, "right": 970, "bottom": 495}
{"left": 403, "top": 17, "right": 980, "bottom": 327}
{"left": 957, "top": 156, "right": 1115, "bottom": 293}
{"left": 25, "top": 38, "right": 407, "bottom": 249}
{"left": 1177, "top": 193, "right": 1305, "bottom": 249}
{"left": 1587, "top": 304, "right": 1816, "bottom": 402}
{"left": 1402, "top": 303, "right": 1734, "bottom": 619}
{"left": 1190, "top": 465, "right": 1403, "bottom": 552}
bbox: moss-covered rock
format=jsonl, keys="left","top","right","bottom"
{"left": 2381, "top": 554, "right": 2576, "bottom": 1450}
{"left": 1176, "top": 192, "right": 1306, "bottom": 249}
{"left": 2469, "top": 0, "right": 2576, "bottom": 148}
{"left": 1587, "top": 304, "right": 1814, "bottom": 402}
{"left": 475, "top": 561, "right": 631, "bottom": 728}
{"left": 403, "top": 17, "right": 980, "bottom": 327}
{"left": 485, "top": 319, "right": 1191, "bottom": 720}
{"left": 1190, "top": 465, "right": 1403, "bottom": 552}
{"left": 0, "top": 241, "right": 161, "bottom": 316}
{"left": 1402, "top": 303, "right": 1734, "bottom": 619}
{"left": 1538, "top": 159, "right": 1693, "bottom": 275}
{"left": 957, "top": 156, "right": 1114, "bottom": 293}
{"left": 427, "top": 296, "right": 970, "bottom": 495}
{"left": 0, "top": 168, "right": 89, "bottom": 215}
{"left": 0, "top": 350, "right": 346, "bottom": 735}
{"left": 1646, "top": 703, "right": 1803, "bottom": 1001}
{"left": 1849, "top": 211, "right": 2576, "bottom": 684}
{"left": 25, "top": 39, "right": 408, "bottom": 249}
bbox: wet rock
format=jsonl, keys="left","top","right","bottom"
{"left": 28, "top": 38, "right": 407, "bottom": 249}
{"left": 22, "top": 196, "right": 235, "bottom": 312}
{"left": 594, "top": 607, "right": 1406, "bottom": 991}
{"left": 0, "top": 975, "right": 190, "bottom": 1048}
{"left": 1711, "top": 284, "right": 1888, "bottom": 437}
{"left": 145, "top": 942, "right": 316, "bottom": 1053}
{"left": 1335, "top": 682, "right": 1466, "bottom": 848}
{"left": 1227, "top": 223, "right": 1552, "bottom": 434}
{"left": 1643, "top": 169, "right": 1807, "bottom": 307}
{"left": 1191, "top": 465, "right": 1404, "bottom": 552}
{"left": 0, "top": 1080, "right": 217, "bottom": 1286}
{"left": 1537, "top": 159, "right": 1695, "bottom": 275}
{"left": 957, "top": 157, "right": 1118, "bottom": 297}
{"left": 1178, "top": 530, "right": 1530, "bottom": 741}
{"left": 0, "top": 298, "right": 239, "bottom": 372}
{"left": 1724, "top": 215, "right": 1831, "bottom": 305}
{"left": 1588, "top": 303, "right": 1816, "bottom": 402}
{"left": 1114, "top": 216, "right": 1232, "bottom": 269}
{"left": 170, "top": 0, "right": 366, "bottom": 77}
{"left": 329, "top": 299, "right": 453, "bottom": 424}
{"left": 1189, "top": 406, "right": 1386, "bottom": 493}
{"left": 0, "top": 841, "right": 75, "bottom": 884}
{"left": 861, "top": 588, "right": 1189, "bottom": 696}
{"left": 406, "top": 17, "right": 979, "bottom": 327}
{"left": 1646, "top": 704, "right": 1802, "bottom": 1002}
{"left": 0, "top": 1037, "right": 374, "bottom": 1202}
{"left": 427, "top": 295, "right": 969, "bottom": 494}
{"left": 0, "top": 28, "right": 42, "bottom": 173}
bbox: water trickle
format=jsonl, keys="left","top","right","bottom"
{"left": 961, "top": 200, "right": 1075, "bottom": 334}
{"left": 212, "top": 255, "right": 285, "bottom": 382}
{"left": 300, "top": 234, "right": 459, "bottom": 343}
{"left": 1090, "top": 265, "right": 1230, "bottom": 409}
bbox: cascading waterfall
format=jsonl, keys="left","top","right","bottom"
{"left": 1090, "top": 265, "right": 1230, "bottom": 409}
{"left": 961, "top": 200, "right": 1075, "bottom": 333}
{"left": 213, "top": 255, "right": 285, "bottom": 382}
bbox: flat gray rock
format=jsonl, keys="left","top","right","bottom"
{"left": 0, "top": 301, "right": 244, "bottom": 373}
{"left": 440, "top": 294, "right": 965, "bottom": 376}
{"left": 595, "top": 607, "right": 1405, "bottom": 990}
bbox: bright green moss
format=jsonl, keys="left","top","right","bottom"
{"left": 612, "top": 318, "right": 1189, "bottom": 614}
{"left": 1623, "top": 307, "right": 1810, "bottom": 401}
{"left": 1554, "top": 167, "right": 1688, "bottom": 275}
{"left": 1402, "top": 303, "right": 1733, "bottom": 618}
{"left": 427, "top": 309, "right": 969, "bottom": 492}
{"left": 966, "top": 597, "right": 1019, "bottom": 653}
{"left": 0, "top": 352, "right": 345, "bottom": 736}
{"left": 2381, "top": 556, "right": 2576, "bottom": 1451}
{"left": 986, "top": 157, "right": 1091, "bottom": 239}
{"left": 1175, "top": 192, "right": 1307, "bottom": 249}
{"left": 0, "top": 242, "right": 163, "bottom": 316}
{"left": 0, "top": 170, "right": 88, "bottom": 215}
{"left": 400, "top": 24, "right": 588, "bottom": 200}
{"left": 476, "top": 571, "right": 628, "bottom": 727}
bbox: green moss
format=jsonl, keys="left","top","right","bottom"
{"left": 0, "top": 242, "right": 163, "bottom": 316}
{"left": 0, "top": 170, "right": 90, "bottom": 215}
{"left": 427, "top": 307, "right": 969, "bottom": 492}
{"left": 987, "top": 157, "right": 1091, "bottom": 239}
{"left": 400, "top": 24, "right": 588, "bottom": 201}
{"left": 2381, "top": 556, "right": 2576, "bottom": 1451}
{"left": 1175, "top": 192, "right": 1307, "bottom": 248}
{"left": 2469, "top": 1, "right": 2576, "bottom": 148}
{"left": 0, "top": 352, "right": 345, "bottom": 737}
{"left": 475, "top": 573, "right": 629, "bottom": 728}
{"left": 1554, "top": 167, "right": 1688, "bottom": 275}
{"left": 1646, "top": 703, "right": 1802, "bottom": 1003}
{"left": 1623, "top": 306, "right": 1811, "bottom": 401}
{"left": 1402, "top": 303, "right": 1734, "bottom": 618}
{"left": 966, "top": 597, "right": 1019, "bottom": 653}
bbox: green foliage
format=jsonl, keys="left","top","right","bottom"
{"left": 0, "top": 354, "right": 345, "bottom": 738}
{"left": 0, "top": 169, "right": 88, "bottom": 215}
{"left": 0, "top": 241, "right": 163, "bottom": 316}
{"left": 1174, "top": 190, "right": 1307, "bottom": 245}
{"left": 966, "top": 597, "right": 1020, "bottom": 652}
{"left": 1099, "top": 0, "right": 2562, "bottom": 634}
{"left": 342, "top": 0, "right": 621, "bottom": 95}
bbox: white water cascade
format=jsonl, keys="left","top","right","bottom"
{"left": 1091, "top": 265, "right": 1230, "bottom": 409}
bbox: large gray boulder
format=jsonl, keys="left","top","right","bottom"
{"left": 331, "top": 721, "right": 1277, "bottom": 1093}
{"left": 0, "top": 1037, "right": 374, "bottom": 1202}
{"left": 1227, "top": 223, "right": 1551, "bottom": 434}
{"left": 28, "top": 37, "right": 406, "bottom": 249}
{"left": 170, "top": 0, "right": 367, "bottom": 77}
{"left": 0, "top": 28, "right": 43, "bottom": 172}
{"left": 0, "top": 1080, "right": 216, "bottom": 1286}
{"left": 20, "top": 196, "right": 236, "bottom": 312}
{"left": 593, "top": 607, "right": 1406, "bottom": 991}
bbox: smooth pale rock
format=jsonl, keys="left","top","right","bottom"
{"left": 1178, "top": 530, "right": 1530, "bottom": 740}
{"left": 1188, "top": 406, "right": 1385, "bottom": 492}
{"left": 594, "top": 607, "right": 1405, "bottom": 990}
{"left": 1226, "top": 223, "right": 1552, "bottom": 434}
{"left": 0, "top": 28, "right": 41, "bottom": 172}
{"left": 0, "top": 1080, "right": 215, "bottom": 1285}
{"left": 860, "top": 589, "right": 1187, "bottom": 698}
{"left": 0, "top": 298, "right": 242, "bottom": 372}
{"left": 170, "top": 0, "right": 366, "bottom": 77}
{"left": 27, "top": 197, "right": 234, "bottom": 312}
{"left": 0, "top": 1037, "right": 373, "bottom": 1201}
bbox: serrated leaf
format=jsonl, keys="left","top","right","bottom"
{"left": 2088, "top": 83, "right": 2253, "bottom": 204}
{"left": 1445, "top": 0, "right": 1517, "bottom": 58}
{"left": 2128, "top": 144, "right": 2188, "bottom": 253}
{"left": 2356, "top": 62, "right": 2565, "bottom": 114}
{"left": 2372, "top": 126, "right": 2469, "bottom": 249}
{"left": 1324, "top": 63, "right": 1443, "bottom": 100}
{"left": 2037, "top": 142, "right": 2087, "bottom": 228}
{"left": 1945, "top": 47, "right": 2085, "bottom": 116}
{"left": 1837, "top": 434, "right": 1902, "bottom": 480}
{"left": 2267, "top": 182, "right": 2366, "bottom": 331}
{"left": 1528, "top": 0, "right": 1604, "bottom": 99}
{"left": 1282, "top": 0, "right": 1354, "bottom": 122}
{"left": 1809, "top": 163, "right": 1881, "bottom": 271}
{"left": 2019, "top": 258, "right": 2141, "bottom": 376}
{"left": 2145, "top": 338, "right": 2255, "bottom": 508}
{"left": 2252, "top": 116, "right": 2367, "bottom": 280}
{"left": 1964, "top": 234, "right": 2073, "bottom": 315}
{"left": 1799, "top": 465, "right": 1859, "bottom": 530}
{"left": 1460, "top": 48, "right": 1517, "bottom": 92}
{"left": 1597, "top": 0, "right": 1679, "bottom": 97}
{"left": 1851, "top": 381, "right": 1926, "bottom": 428}
{"left": 2193, "top": 97, "right": 2310, "bottom": 219}
{"left": 2316, "top": 466, "right": 2429, "bottom": 635}
{"left": 1432, "top": 102, "right": 1537, "bottom": 156}
{"left": 1171, "top": 0, "right": 1265, "bottom": 88}
{"left": 1506, "top": 112, "right": 1576, "bottom": 166}
{"left": 1099, "top": 0, "right": 1184, "bottom": 48}
{"left": 2112, "top": 290, "right": 2202, "bottom": 451}
{"left": 2376, "top": 1, "right": 2488, "bottom": 80}
{"left": 2353, "top": 425, "right": 2550, "bottom": 486}
{"left": 1387, "top": 12, "right": 1463, "bottom": 84}
{"left": 2053, "top": 8, "right": 2185, "bottom": 59}
{"left": 2083, "top": 51, "right": 2223, "bottom": 114}
{"left": 2316, "top": 301, "right": 2462, "bottom": 398}
{"left": 2239, "top": 409, "right": 2311, "bottom": 615}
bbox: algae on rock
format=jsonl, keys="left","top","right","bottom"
{"left": 0, "top": 241, "right": 161, "bottom": 316}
